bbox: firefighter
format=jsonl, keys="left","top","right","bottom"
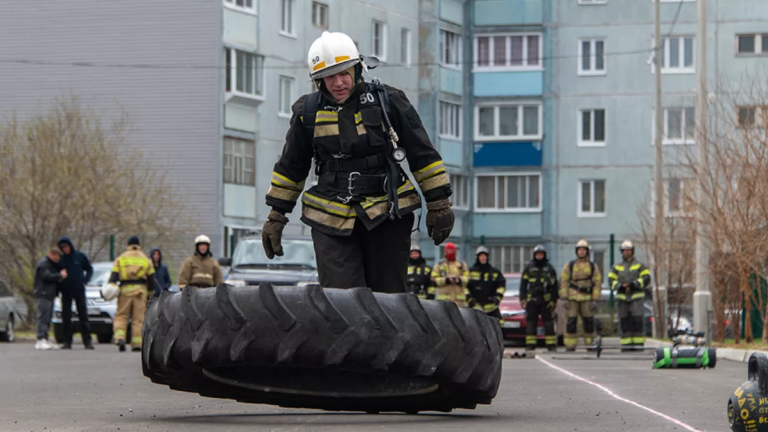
{"left": 431, "top": 242, "right": 469, "bottom": 306}
{"left": 608, "top": 240, "right": 651, "bottom": 351}
{"left": 406, "top": 245, "right": 433, "bottom": 299}
{"left": 103, "top": 236, "right": 158, "bottom": 352}
{"left": 178, "top": 235, "right": 224, "bottom": 289}
{"left": 560, "top": 239, "right": 601, "bottom": 352}
{"left": 261, "top": 31, "right": 454, "bottom": 293}
{"left": 466, "top": 246, "right": 506, "bottom": 322}
{"left": 520, "top": 245, "right": 558, "bottom": 353}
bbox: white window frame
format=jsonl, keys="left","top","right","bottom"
{"left": 473, "top": 33, "right": 543, "bottom": 72}
{"left": 448, "top": 173, "right": 471, "bottom": 210}
{"left": 650, "top": 179, "right": 694, "bottom": 218}
{"left": 312, "top": 2, "right": 328, "bottom": 29}
{"left": 372, "top": 21, "right": 387, "bottom": 61}
{"left": 223, "top": 137, "right": 256, "bottom": 186}
{"left": 737, "top": 105, "right": 768, "bottom": 129}
{"left": 473, "top": 172, "right": 543, "bottom": 213}
{"left": 578, "top": 38, "right": 606, "bottom": 76}
{"left": 651, "top": 36, "right": 695, "bottom": 74}
{"left": 578, "top": 0, "right": 607, "bottom": 4}
{"left": 577, "top": 179, "right": 607, "bottom": 218}
{"left": 578, "top": 108, "right": 606, "bottom": 147}
{"left": 224, "top": 0, "right": 257, "bottom": 14}
{"left": 440, "top": 29, "right": 463, "bottom": 69}
{"left": 439, "top": 101, "right": 462, "bottom": 140}
{"left": 489, "top": 245, "right": 535, "bottom": 274}
{"left": 280, "top": 0, "right": 296, "bottom": 37}
{"left": 278, "top": 76, "right": 295, "bottom": 118}
{"left": 226, "top": 48, "right": 265, "bottom": 101}
{"left": 474, "top": 103, "right": 543, "bottom": 141}
{"left": 401, "top": 28, "right": 411, "bottom": 67}
{"left": 736, "top": 34, "right": 768, "bottom": 56}
{"left": 663, "top": 107, "right": 696, "bottom": 145}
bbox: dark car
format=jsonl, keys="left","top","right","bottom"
{"left": 219, "top": 235, "right": 319, "bottom": 287}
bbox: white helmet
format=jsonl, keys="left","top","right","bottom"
{"left": 101, "top": 283, "right": 120, "bottom": 302}
{"left": 195, "top": 234, "right": 211, "bottom": 245}
{"left": 307, "top": 31, "right": 365, "bottom": 80}
{"left": 621, "top": 240, "right": 635, "bottom": 251}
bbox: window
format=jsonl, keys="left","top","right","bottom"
{"left": 439, "top": 101, "right": 462, "bottom": 139}
{"left": 401, "top": 28, "right": 411, "bottom": 66}
{"left": 474, "top": 34, "right": 541, "bottom": 70}
{"left": 489, "top": 245, "right": 534, "bottom": 274}
{"left": 592, "top": 251, "right": 606, "bottom": 284}
{"left": 659, "top": 36, "right": 694, "bottom": 73}
{"left": 579, "top": 109, "right": 606, "bottom": 146}
{"left": 579, "top": 39, "right": 605, "bottom": 75}
{"left": 226, "top": 49, "right": 264, "bottom": 98}
{"left": 663, "top": 107, "right": 695, "bottom": 144}
{"left": 280, "top": 0, "right": 294, "bottom": 35}
{"left": 440, "top": 29, "right": 462, "bottom": 68}
{"left": 738, "top": 106, "right": 768, "bottom": 129}
{"left": 578, "top": 180, "right": 606, "bottom": 217}
{"left": 737, "top": 34, "right": 768, "bottom": 55}
{"left": 278, "top": 76, "right": 295, "bottom": 117}
{"left": 372, "top": 21, "right": 387, "bottom": 60}
{"left": 312, "top": 2, "right": 328, "bottom": 29}
{"left": 651, "top": 179, "right": 694, "bottom": 217}
{"left": 475, "top": 174, "right": 541, "bottom": 212}
{"left": 223, "top": 138, "right": 255, "bottom": 186}
{"left": 449, "top": 174, "right": 470, "bottom": 209}
{"left": 224, "top": 0, "right": 256, "bottom": 13}
{"left": 475, "top": 104, "right": 542, "bottom": 141}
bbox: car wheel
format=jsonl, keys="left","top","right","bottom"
{"left": 0, "top": 316, "right": 14, "bottom": 342}
{"left": 53, "top": 324, "right": 65, "bottom": 344}
{"left": 97, "top": 333, "right": 113, "bottom": 344}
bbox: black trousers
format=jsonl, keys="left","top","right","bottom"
{"left": 311, "top": 213, "right": 414, "bottom": 293}
{"left": 61, "top": 291, "right": 92, "bottom": 345}
{"left": 525, "top": 300, "right": 555, "bottom": 349}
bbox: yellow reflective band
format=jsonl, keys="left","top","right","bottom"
{"left": 608, "top": 272, "right": 618, "bottom": 280}
{"left": 456, "top": 295, "right": 467, "bottom": 300}
{"left": 496, "top": 287, "right": 506, "bottom": 294}
{"left": 364, "top": 193, "right": 420, "bottom": 220}
{"left": 629, "top": 264, "right": 641, "bottom": 271}
{"left": 470, "top": 271, "right": 481, "bottom": 278}
{"left": 620, "top": 337, "right": 633, "bottom": 345}
{"left": 614, "top": 265, "right": 625, "bottom": 271}
{"left": 633, "top": 337, "right": 646, "bottom": 344}
{"left": 636, "top": 278, "right": 645, "bottom": 287}
{"left": 121, "top": 285, "right": 144, "bottom": 294}
{"left": 482, "top": 303, "right": 498, "bottom": 312}
{"left": 314, "top": 124, "right": 339, "bottom": 137}
{"left": 354, "top": 112, "right": 362, "bottom": 124}
{"left": 131, "top": 336, "right": 142, "bottom": 344}
{"left": 302, "top": 206, "right": 357, "bottom": 231}
{"left": 120, "top": 257, "right": 149, "bottom": 267}
{"left": 639, "top": 269, "right": 651, "bottom": 277}
{"left": 564, "top": 337, "right": 577, "bottom": 346}
{"left": 545, "top": 336, "right": 556, "bottom": 344}
{"left": 267, "top": 184, "right": 302, "bottom": 202}
{"left": 427, "top": 287, "right": 436, "bottom": 294}
{"left": 312, "top": 61, "right": 326, "bottom": 71}
{"left": 437, "top": 294, "right": 451, "bottom": 300}
{"left": 315, "top": 110, "right": 339, "bottom": 123}
{"left": 361, "top": 181, "right": 415, "bottom": 209}
{"left": 631, "top": 292, "right": 645, "bottom": 300}
{"left": 526, "top": 336, "right": 537, "bottom": 343}
{"left": 413, "top": 160, "right": 446, "bottom": 182}
{"left": 115, "top": 330, "right": 126, "bottom": 337}
{"left": 473, "top": 304, "right": 483, "bottom": 310}
{"left": 335, "top": 55, "right": 351, "bottom": 63}
{"left": 302, "top": 193, "right": 356, "bottom": 217}
{"left": 420, "top": 172, "right": 449, "bottom": 192}
{"left": 616, "top": 293, "right": 627, "bottom": 300}
{"left": 272, "top": 172, "right": 304, "bottom": 191}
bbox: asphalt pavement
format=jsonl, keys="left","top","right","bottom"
{"left": 0, "top": 338, "right": 746, "bottom": 432}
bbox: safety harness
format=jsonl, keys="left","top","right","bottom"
{"left": 568, "top": 260, "right": 596, "bottom": 294}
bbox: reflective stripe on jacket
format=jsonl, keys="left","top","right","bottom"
{"left": 608, "top": 257, "right": 651, "bottom": 301}
{"left": 111, "top": 246, "right": 155, "bottom": 297}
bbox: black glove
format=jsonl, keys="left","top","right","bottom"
{"left": 445, "top": 277, "right": 452, "bottom": 285}
{"left": 631, "top": 281, "right": 641, "bottom": 290}
{"left": 426, "top": 199, "right": 455, "bottom": 246}
{"left": 262, "top": 210, "right": 288, "bottom": 259}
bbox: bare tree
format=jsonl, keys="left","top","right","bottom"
{"left": 0, "top": 96, "right": 191, "bottom": 323}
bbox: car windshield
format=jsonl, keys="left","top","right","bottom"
{"left": 88, "top": 267, "right": 112, "bottom": 286}
{"left": 502, "top": 278, "right": 521, "bottom": 297}
{"left": 232, "top": 239, "right": 316, "bottom": 269}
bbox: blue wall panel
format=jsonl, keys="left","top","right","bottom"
{"left": 439, "top": 67, "right": 463, "bottom": 96}
{"left": 473, "top": 142, "right": 542, "bottom": 167}
{"left": 439, "top": 138, "right": 464, "bottom": 168}
{"left": 473, "top": 213, "right": 542, "bottom": 238}
{"left": 474, "top": 0, "right": 543, "bottom": 26}
{"left": 474, "top": 71, "right": 542, "bottom": 97}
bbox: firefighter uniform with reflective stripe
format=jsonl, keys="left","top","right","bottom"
{"left": 466, "top": 263, "right": 506, "bottom": 323}
{"left": 560, "top": 258, "right": 601, "bottom": 348}
{"left": 108, "top": 245, "right": 156, "bottom": 349}
{"left": 609, "top": 258, "right": 651, "bottom": 348}
{"left": 431, "top": 260, "right": 469, "bottom": 307}
{"left": 178, "top": 251, "right": 223, "bottom": 289}
{"left": 520, "top": 260, "right": 558, "bottom": 350}
{"left": 407, "top": 258, "right": 434, "bottom": 300}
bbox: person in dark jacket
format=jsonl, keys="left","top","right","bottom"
{"left": 520, "top": 245, "right": 559, "bottom": 353}
{"left": 466, "top": 246, "right": 506, "bottom": 323}
{"left": 406, "top": 245, "right": 434, "bottom": 299}
{"left": 56, "top": 236, "right": 94, "bottom": 350}
{"left": 150, "top": 248, "right": 171, "bottom": 297}
{"left": 34, "top": 247, "right": 66, "bottom": 350}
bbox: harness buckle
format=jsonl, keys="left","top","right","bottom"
{"left": 347, "top": 172, "right": 361, "bottom": 197}
{"left": 337, "top": 195, "right": 353, "bottom": 204}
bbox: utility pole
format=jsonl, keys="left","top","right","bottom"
{"left": 652, "top": 0, "right": 664, "bottom": 339}
{"left": 693, "top": 0, "right": 711, "bottom": 337}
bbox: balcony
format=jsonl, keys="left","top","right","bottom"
{"left": 474, "top": 70, "right": 543, "bottom": 97}
{"left": 474, "top": 0, "right": 543, "bottom": 26}
{"left": 473, "top": 142, "right": 542, "bottom": 167}
{"left": 473, "top": 213, "right": 542, "bottom": 238}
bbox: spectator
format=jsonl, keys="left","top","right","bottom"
{"left": 150, "top": 248, "right": 171, "bottom": 297}
{"left": 57, "top": 236, "right": 94, "bottom": 350}
{"left": 34, "top": 247, "right": 67, "bottom": 350}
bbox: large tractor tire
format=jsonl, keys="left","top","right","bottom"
{"left": 142, "top": 283, "right": 503, "bottom": 413}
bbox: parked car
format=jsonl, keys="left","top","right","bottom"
{"left": 219, "top": 235, "right": 319, "bottom": 287}
{"left": 52, "top": 262, "right": 118, "bottom": 344}
{"left": 0, "top": 278, "right": 27, "bottom": 342}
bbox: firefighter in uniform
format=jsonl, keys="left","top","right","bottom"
{"left": 520, "top": 245, "right": 558, "bottom": 353}
{"left": 178, "top": 235, "right": 224, "bottom": 289}
{"left": 466, "top": 246, "right": 506, "bottom": 322}
{"left": 560, "top": 239, "right": 601, "bottom": 352}
{"left": 431, "top": 242, "right": 469, "bottom": 306}
{"left": 104, "top": 236, "right": 157, "bottom": 352}
{"left": 406, "top": 245, "right": 433, "bottom": 299}
{"left": 261, "top": 31, "right": 454, "bottom": 293}
{"left": 608, "top": 240, "right": 651, "bottom": 351}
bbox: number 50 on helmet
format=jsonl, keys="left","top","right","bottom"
{"left": 307, "top": 31, "right": 368, "bottom": 80}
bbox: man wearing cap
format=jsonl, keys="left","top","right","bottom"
{"left": 261, "top": 31, "right": 454, "bottom": 293}
{"left": 466, "top": 246, "right": 506, "bottom": 322}
{"left": 431, "top": 243, "right": 469, "bottom": 307}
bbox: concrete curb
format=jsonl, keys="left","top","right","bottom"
{"left": 645, "top": 338, "right": 768, "bottom": 363}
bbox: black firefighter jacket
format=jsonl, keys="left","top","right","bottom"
{"left": 265, "top": 81, "right": 452, "bottom": 236}
{"left": 466, "top": 262, "right": 506, "bottom": 311}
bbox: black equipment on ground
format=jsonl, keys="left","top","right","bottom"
{"left": 728, "top": 352, "right": 768, "bottom": 431}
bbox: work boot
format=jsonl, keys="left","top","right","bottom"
{"left": 547, "top": 346, "right": 557, "bottom": 353}
{"left": 565, "top": 347, "right": 576, "bottom": 353}
{"left": 84, "top": 343, "right": 94, "bottom": 350}
{"left": 118, "top": 340, "right": 126, "bottom": 352}
{"left": 132, "top": 347, "right": 141, "bottom": 352}
{"left": 61, "top": 343, "right": 72, "bottom": 350}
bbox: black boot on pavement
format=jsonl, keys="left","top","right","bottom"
{"left": 84, "top": 343, "right": 94, "bottom": 350}
{"left": 62, "top": 343, "right": 72, "bottom": 350}
{"left": 118, "top": 340, "right": 126, "bottom": 352}
{"left": 132, "top": 347, "right": 141, "bottom": 352}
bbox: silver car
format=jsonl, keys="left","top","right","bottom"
{"left": 0, "top": 279, "right": 27, "bottom": 342}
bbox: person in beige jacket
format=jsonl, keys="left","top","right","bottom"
{"left": 430, "top": 242, "right": 469, "bottom": 307}
{"left": 178, "top": 235, "right": 224, "bottom": 289}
